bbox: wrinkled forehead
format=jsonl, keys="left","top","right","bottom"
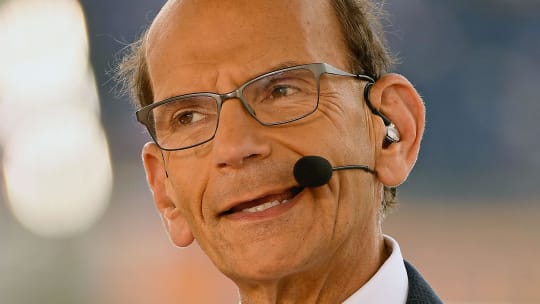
{"left": 145, "top": 0, "right": 347, "bottom": 99}
{"left": 147, "top": 0, "right": 341, "bottom": 62}
{"left": 148, "top": 0, "right": 328, "bottom": 39}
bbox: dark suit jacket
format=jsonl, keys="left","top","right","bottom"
{"left": 405, "top": 260, "right": 443, "bottom": 304}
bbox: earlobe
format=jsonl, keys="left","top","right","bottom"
{"left": 142, "top": 142, "right": 195, "bottom": 247}
{"left": 161, "top": 204, "right": 196, "bottom": 247}
{"left": 368, "top": 74, "right": 425, "bottom": 186}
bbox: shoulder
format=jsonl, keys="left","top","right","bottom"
{"left": 404, "top": 260, "right": 443, "bottom": 304}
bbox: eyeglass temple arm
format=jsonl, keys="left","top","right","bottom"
{"left": 323, "top": 63, "right": 389, "bottom": 126}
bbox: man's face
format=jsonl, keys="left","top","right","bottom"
{"left": 144, "top": 0, "right": 381, "bottom": 282}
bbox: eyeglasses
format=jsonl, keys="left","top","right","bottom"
{"left": 136, "top": 62, "right": 374, "bottom": 151}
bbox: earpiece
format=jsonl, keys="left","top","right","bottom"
{"left": 363, "top": 82, "right": 400, "bottom": 146}
{"left": 384, "top": 123, "right": 400, "bottom": 144}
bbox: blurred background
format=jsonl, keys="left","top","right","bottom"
{"left": 0, "top": 0, "right": 538, "bottom": 303}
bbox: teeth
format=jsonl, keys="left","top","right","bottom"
{"left": 242, "top": 199, "right": 288, "bottom": 213}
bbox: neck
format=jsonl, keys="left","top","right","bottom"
{"left": 236, "top": 231, "right": 389, "bottom": 304}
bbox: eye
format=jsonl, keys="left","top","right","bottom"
{"left": 270, "top": 85, "right": 298, "bottom": 99}
{"left": 175, "top": 111, "right": 205, "bottom": 125}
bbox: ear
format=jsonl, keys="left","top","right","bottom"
{"left": 368, "top": 74, "right": 425, "bottom": 187}
{"left": 142, "top": 142, "right": 195, "bottom": 247}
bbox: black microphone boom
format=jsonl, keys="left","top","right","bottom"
{"left": 293, "top": 156, "right": 375, "bottom": 188}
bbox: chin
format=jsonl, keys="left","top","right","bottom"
{"left": 224, "top": 260, "right": 298, "bottom": 283}
{"left": 217, "top": 241, "right": 324, "bottom": 284}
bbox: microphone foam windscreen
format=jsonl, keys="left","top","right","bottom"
{"left": 293, "top": 156, "right": 333, "bottom": 188}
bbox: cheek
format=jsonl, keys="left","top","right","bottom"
{"left": 165, "top": 152, "right": 210, "bottom": 217}
{"left": 339, "top": 88, "right": 376, "bottom": 161}
{"left": 265, "top": 95, "right": 370, "bottom": 167}
{"left": 320, "top": 95, "right": 371, "bottom": 160}
{"left": 345, "top": 105, "right": 374, "bottom": 161}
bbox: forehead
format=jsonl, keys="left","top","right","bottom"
{"left": 146, "top": 0, "right": 348, "bottom": 99}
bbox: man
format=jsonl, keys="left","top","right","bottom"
{"left": 119, "top": 0, "right": 442, "bottom": 302}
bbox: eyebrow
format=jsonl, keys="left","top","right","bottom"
{"left": 262, "top": 61, "right": 305, "bottom": 74}
{"left": 159, "top": 60, "right": 308, "bottom": 101}
{"left": 238, "top": 60, "right": 307, "bottom": 84}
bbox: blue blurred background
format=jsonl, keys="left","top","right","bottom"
{"left": 1, "top": 0, "right": 539, "bottom": 303}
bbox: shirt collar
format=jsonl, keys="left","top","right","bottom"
{"left": 342, "top": 235, "right": 409, "bottom": 304}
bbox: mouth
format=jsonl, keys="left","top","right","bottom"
{"left": 220, "top": 187, "right": 303, "bottom": 216}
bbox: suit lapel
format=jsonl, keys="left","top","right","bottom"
{"left": 404, "top": 260, "right": 443, "bottom": 304}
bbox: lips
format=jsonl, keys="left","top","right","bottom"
{"left": 220, "top": 187, "right": 303, "bottom": 216}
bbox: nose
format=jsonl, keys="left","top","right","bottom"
{"left": 212, "top": 99, "right": 271, "bottom": 169}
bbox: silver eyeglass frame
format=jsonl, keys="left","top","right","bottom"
{"left": 136, "top": 62, "right": 375, "bottom": 151}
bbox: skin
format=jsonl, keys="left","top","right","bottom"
{"left": 141, "top": 0, "right": 425, "bottom": 303}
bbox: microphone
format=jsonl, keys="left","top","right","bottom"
{"left": 293, "top": 156, "right": 375, "bottom": 188}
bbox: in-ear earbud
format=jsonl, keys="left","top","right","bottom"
{"left": 384, "top": 123, "right": 400, "bottom": 144}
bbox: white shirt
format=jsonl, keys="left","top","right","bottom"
{"left": 342, "top": 235, "right": 409, "bottom": 304}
